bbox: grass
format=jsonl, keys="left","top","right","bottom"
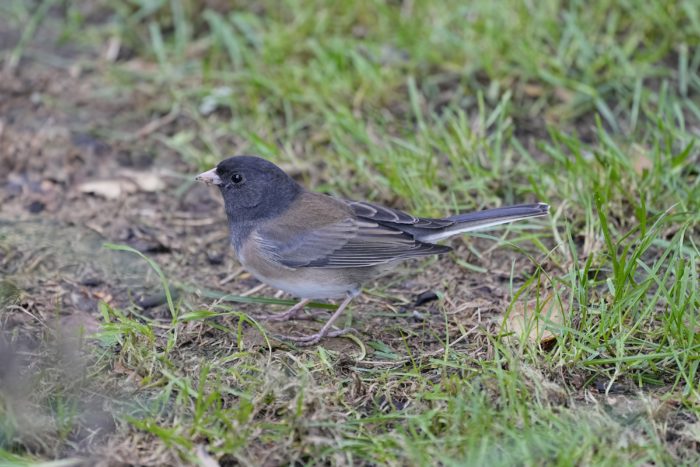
{"left": 1, "top": 0, "right": 699, "bottom": 465}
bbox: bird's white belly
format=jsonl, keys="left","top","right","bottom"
{"left": 236, "top": 238, "right": 361, "bottom": 299}
{"left": 238, "top": 254, "right": 352, "bottom": 299}
{"left": 258, "top": 274, "right": 350, "bottom": 299}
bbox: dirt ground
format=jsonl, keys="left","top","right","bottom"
{"left": 0, "top": 44, "right": 521, "bottom": 335}
{"left": 4, "top": 5, "right": 697, "bottom": 465}
{"left": 0, "top": 11, "right": 535, "bottom": 462}
{"left": 0, "top": 1, "right": 549, "bottom": 343}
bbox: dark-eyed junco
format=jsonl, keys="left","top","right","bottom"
{"left": 197, "top": 156, "right": 549, "bottom": 345}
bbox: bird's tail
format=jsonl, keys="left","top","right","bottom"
{"left": 416, "top": 203, "right": 549, "bottom": 243}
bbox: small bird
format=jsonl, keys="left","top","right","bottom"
{"left": 197, "top": 156, "right": 549, "bottom": 345}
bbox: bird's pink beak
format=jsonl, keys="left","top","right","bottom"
{"left": 195, "top": 168, "right": 222, "bottom": 185}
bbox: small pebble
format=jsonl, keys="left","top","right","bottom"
{"left": 28, "top": 201, "right": 45, "bottom": 213}
{"left": 413, "top": 290, "right": 439, "bottom": 307}
{"left": 80, "top": 277, "right": 103, "bottom": 287}
{"left": 207, "top": 251, "right": 224, "bottom": 265}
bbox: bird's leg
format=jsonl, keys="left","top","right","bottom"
{"left": 283, "top": 291, "right": 358, "bottom": 346}
{"left": 260, "top": 298, "right": 312, "bottom": 321}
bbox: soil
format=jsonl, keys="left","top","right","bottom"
{"left": 0, "top": 5, "right": 536, "bottom": 348}
{"left": 0, "top": 7, "right": 565, "bottom": 463}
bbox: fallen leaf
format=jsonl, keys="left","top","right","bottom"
{"left": 195, "top": 445, "right": 220, "bottom": 467}
{"left": 504, "top": 292, "right": 566, "bottom": 348}
{"left": 522, "top": 83, "right": 544, "bottom": 97}
{"left": 554, "top": 86, "right": 574, "bottom": 103}
{"left": 119, "top": 169, "right": 166, "bottom": 192}
{"left": 682, "top": 421, "right": 700, "bottom": 443}
{"left": 93, "top": 291, "right": 114, "bottom": 305}
{"left": 78, "top": 170, "right": 164, "bottom": 199}
{"left": 78, "top": 179, "right": 136, "bottom": 199}
{"left": 630, "top": 144, "right": 653, "bottom": 175}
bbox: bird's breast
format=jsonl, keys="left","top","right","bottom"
{"left": 235, "top": 232, "right": 361, "bottom": 299}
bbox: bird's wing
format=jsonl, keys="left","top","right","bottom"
{"left": 255, "top": 194, "right": 450, "bottom": 269}
{"left": 347, "top": 200, "right": 454, "bottom": 230}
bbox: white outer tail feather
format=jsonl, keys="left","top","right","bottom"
{"left": 416, "top": 203, "right": 549, "bottom": 243}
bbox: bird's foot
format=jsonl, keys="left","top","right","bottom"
{"left": 261, "top": 311, "right": 328, "bottom": 322}
{"left": 259, "top": 299, "right": 313, "bottom": 321}
{"left": 271, "top": 291, "right": 358, "bottom": 345}
{"left": 282, "top": 327, "right": 355, "bottom": 346}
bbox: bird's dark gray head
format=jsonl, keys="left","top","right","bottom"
{"left": 196, "top": 156, "right": 303, "bottom": 225}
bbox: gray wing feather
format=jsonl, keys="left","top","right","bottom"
{"left": 257, "top": 217, "right": 450, "bottom": 269}
{"left": 347, "top": 200, "right": 453, "bottom": 229}
{"left": 255, "top": 217, "right": 357, "bottom": 268}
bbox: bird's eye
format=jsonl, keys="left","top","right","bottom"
{"left": 230, "top": 172, "right": 244, "bottom": 185}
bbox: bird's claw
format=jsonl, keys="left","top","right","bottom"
{"left": 280, "top": 327, "right": 355, "bottom": 346}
